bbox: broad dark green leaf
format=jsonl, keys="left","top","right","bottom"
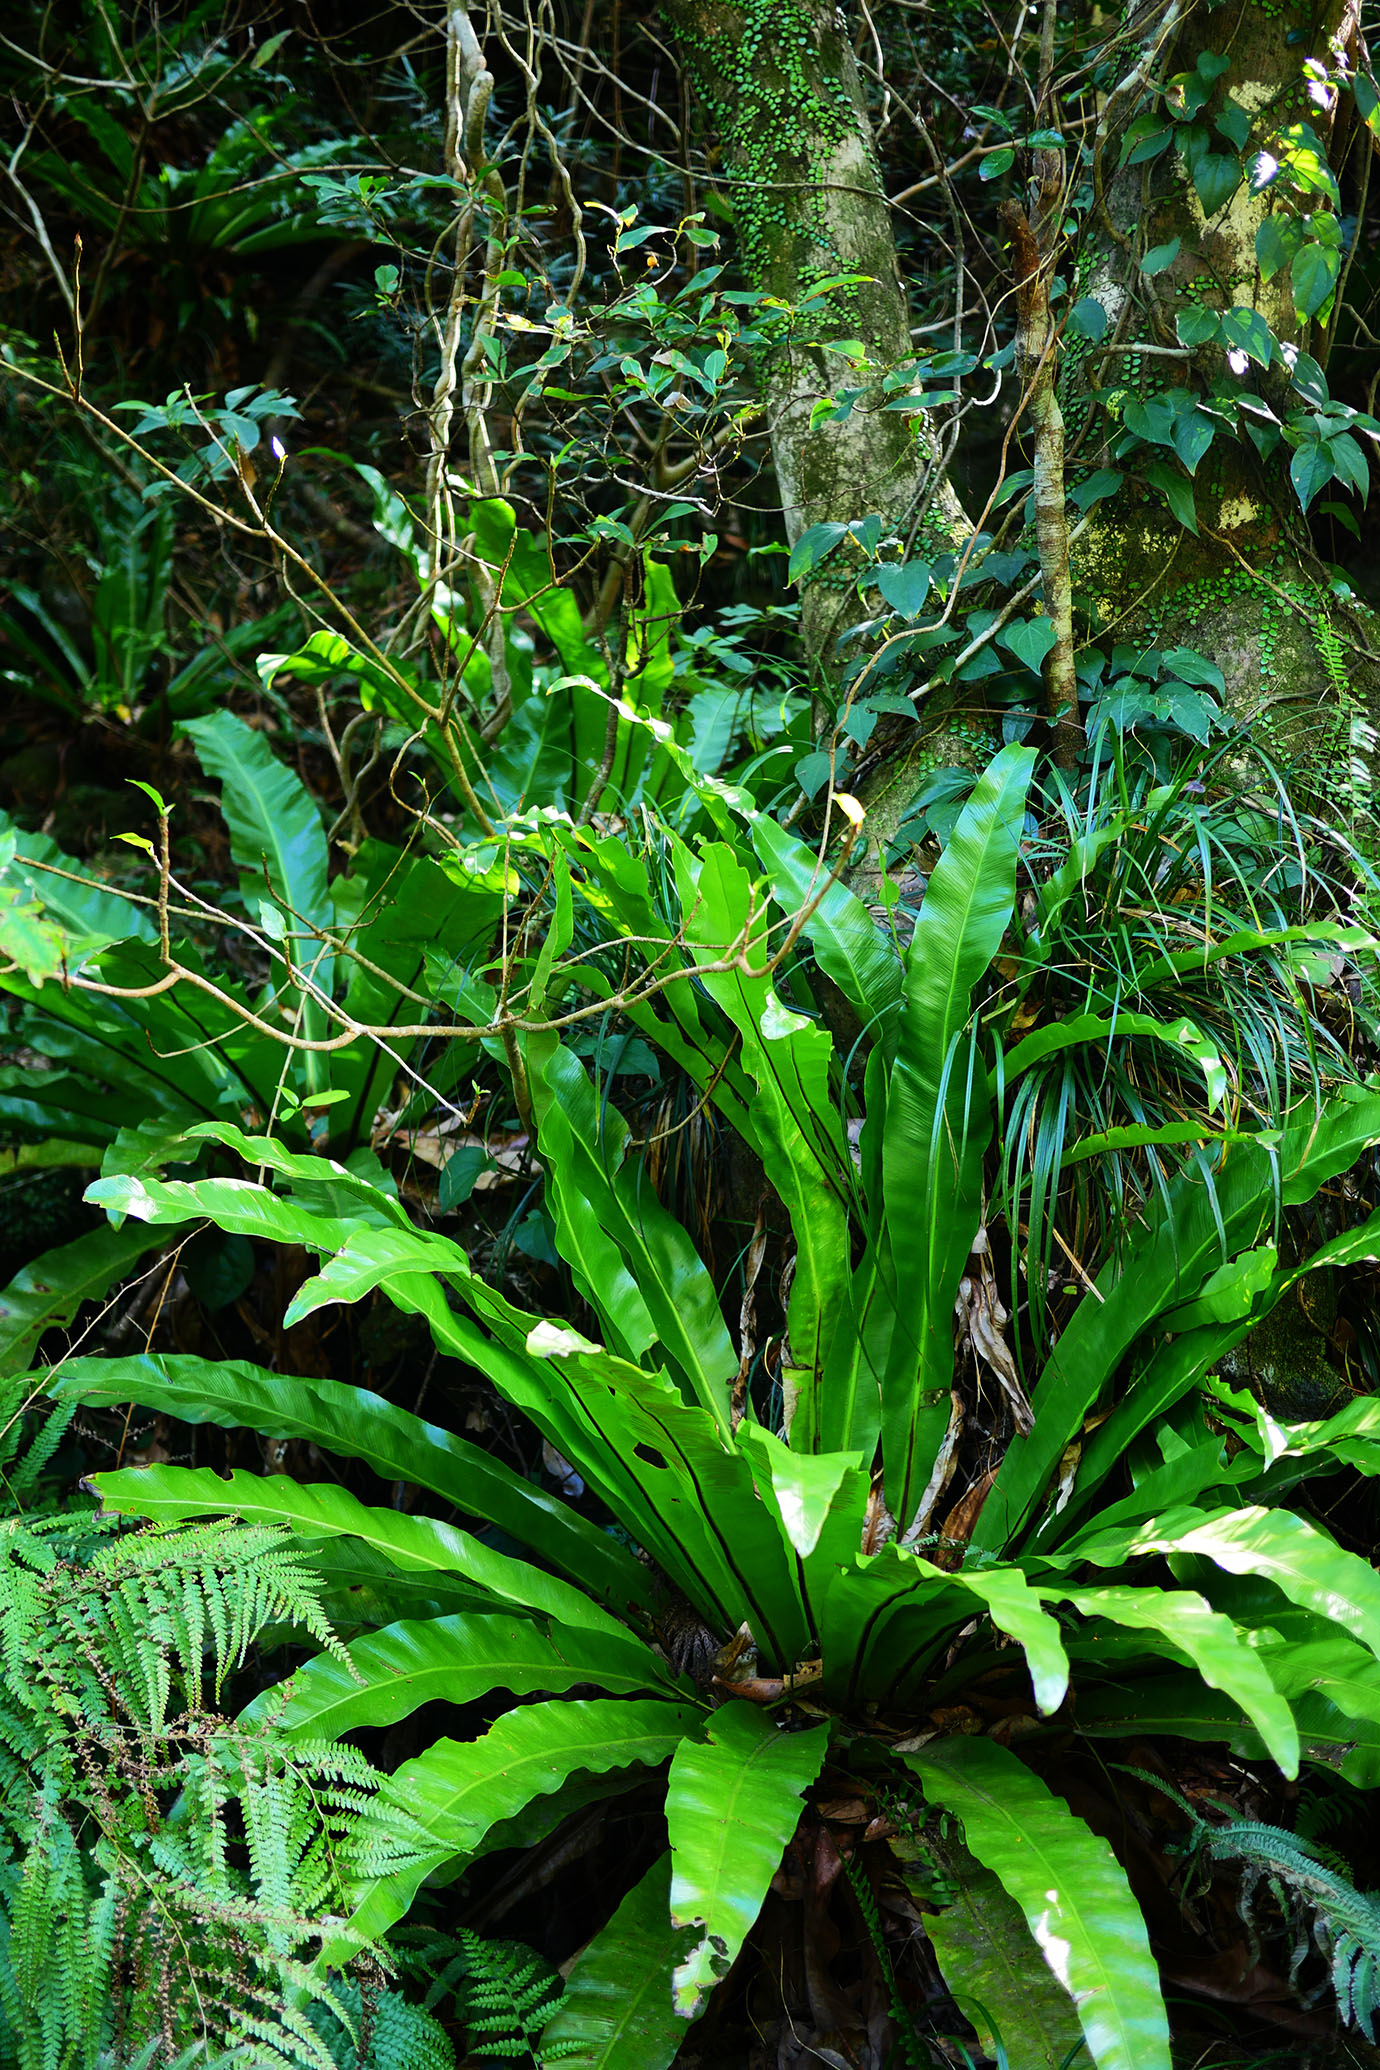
{"left": 539, "top": 1852, "right": 693, "bottom": 2069}
{"left": 179, "top": 709, "right": 340, "bottom": 1093}
{"left": 1048, "top": 1582, "right": 1297, "bottom": 1773}
{"left": 1072, "top": 1674, "right": 1265, "bottom": 1754}
{"left": 0, "top": 814, "right": 155, "bottom": 947}
{"left": 817, "top": 1546, "right": 1067, "bottom": 1711}
{"left": 343, "top": 1699, "right": 704, "bottom": 1949}
{"left": 182, "top": 1227, "right": 253, "bottom": 1310}
{"left": 667, "top": 1702, "right": 828, "bottom": 2015}
{"left": 881, "top": 743, "right": 1035, "bottom": 1522}
{"left": 752, "top": 816, "right": 903, "bottom": 1054}
{"left": 179, "top": 1119, "right": 414, "bottom": 1228}
{"left": 330, "top": 841, "right": 501, "bottom": 1132}
{"left": 1250, "top": 1629, "right": 1380, "bottom": 1781}
{"left": 55, "top": 1353, "right": 649, "bottom": 1613}
{"left": 1128, "top": 921, "right": 1373, "bottom": 998}
{"left": 182, "top": 710, "right": 332, "bottom": 993}
{"left": 1064, "top": 1504, "right": 1380, "bottom": 1667}
{"left": 90, "top": 1463, "right": 639, "bottom": 1639}
{"left": 735, "top": 1424, "right": 868, "bottom": 1564}
{"left": 0, "top": 1065, "right": 126, "bottom": 1149}
{"left": 253, "top": 1612, "right": 673, "bottom": 1736}
{"left": 555, "top": 825, "right": 758, "bottom": 1140}
{"left": 528, "top": 1033, "right": 736, "bottom": 1424}
{"left": 1071, "top": 1670, "right": 1380, "bottom": 1784}
{"left": 521, "top": 1322, "right": 811, "bottom": 1670}
{"left": 281, "top": 1221, "right": 478, "bottom": 1324}
{"left": 1, "top": 1222, "right": 173, "bottom": 1377}
{"left": 905, "top": 1737, "right": 1170, "bottom": 2070}
{"left": 6, "top": 935, "right": 279, "bottom": 1131}
{"left": 286, "top": 1534, "right": 500, "bottom": 1631}
{"left": 677, "top": 840, "right": 852, "bottom": 1422}
{"left": 998, "top": 1009, "right": 1226, "bottom": 1112}
{"left": 1171, "top": 408, "right": 1215, "bottom": 475}
{"left": 86, "top": 1168, "right": 356, "bottom": 1252}
{"left": 921, "top": 1832, "right": 1085, "bottom": 2069}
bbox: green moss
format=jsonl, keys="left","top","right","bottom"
{"left": 671, "top": 0, "right": 869, "bottom": 333}
{"left": 1218, "top": 1279, "right": 1350, "bottom": 1421}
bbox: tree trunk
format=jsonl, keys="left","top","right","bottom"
{"left": 1070, "top": 0, "right": 1377, "bottom": 760}
{"left": 663, "top": 0, "right": 967, "bottom": 672}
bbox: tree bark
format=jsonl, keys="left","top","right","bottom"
{"left": 1070, "top": 0, "right": 1376, "bottom": 749}
{"left": 662, "top": 0, "right": 968, "bottom": 672}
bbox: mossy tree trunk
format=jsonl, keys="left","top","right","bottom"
{"left": 665, "top": 0, "right": 1377, "bottom": 787}
{"left": 1069, "top": 0, "right": 1376, "bottom": 760}
{"left": 662, "top": 0, "right": 967, "bottom": 672}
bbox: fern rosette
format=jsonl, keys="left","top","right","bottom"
{"left": 9, "top": 740, "right": 1380, "bottom": 2066}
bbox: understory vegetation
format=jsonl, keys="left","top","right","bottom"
{"left": 9, "top": 1, "right": 1380, "bottom": 2065}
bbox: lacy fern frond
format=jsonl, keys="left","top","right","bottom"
{"left": 0, "top": 1707, "right": 409, "bottom": 2068}
{"left": 1129, "top": 1768, "right": 1380, "bottom": 2039}
{"left": 0, "top": 1398, "right": 410, "bottom": 2070}
{"left": 0, "top": 1378, "right": 74, "bottom": 1509}
{"left": 0, "top": 1509, "right": 344, "bottom": 1736}
{"left": 454, "top": 1933, "right": 576, "bottom": 2064}
{"left": 305, "top": 1979, "right": 455, "bottom": 2070}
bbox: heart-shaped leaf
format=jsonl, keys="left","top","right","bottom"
{"left": 1192, "top": 149, "right": 1242, "bottom": 215}
{"left": 1142, "top": 459, "right": 1198, "bottom": 534}
{"left": 794, "top": 750, "right": 834, "bottom": 801}
{"left": 1220, "top": 306, "right": 1274, "bottom": 367}
{"left": 788, "top": 521, "right": 849, "bottom": 584}
{"left": 1068, "top": 296, "right": 1108, "bottom": 342}
{"left": 1171, "top": 410, "right": 1216, "bottom": 475}
{"left": 1215, "top": 101, "right": 1251, "bottom": 151}
{"left": 1292, "top": 240, "right": 1340, "bottom": 321}
{"left": 1140, "top": 237, "right": 1180, "bottom": 276}
{"left": 1069, "top": 468, "right": 1123, "bottom": 511}
{"left": 1160, "top": 646, "right": 1225, "bottom": 694}
{"left": 1290, "top": 438, "right": 1335, "bottom": 512}
{"left": 876, "top": 561, "right": 933, "bottom": 620}
{"left": 1256, "top": 213, "right": 1303, "bottom": 281}
{"left": 1176, "top": 308, "right": 1220, "bottom": 349}
{"left": 1000, "top": 617, "right": 1058, "bottom": 674}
